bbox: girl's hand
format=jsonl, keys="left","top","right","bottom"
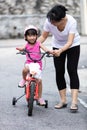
{"left": 16, "top": 47, "right": 25, "bottom": 51}
{"left": 47, "top": 50, "right": 54, "bottom": 54}
{"left": 16, "top": 47, "right": 20, "bottom": 50}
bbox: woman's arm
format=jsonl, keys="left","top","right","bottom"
{"left": 61, "top": 33, "right": 75, "bottom": 51}
{"left": 38, "top": 31, "right": 53, "bottom": 52}
{"left": 53, "top": 33, "right": 75, "bottom": 56}
{"left": 38, "top": 31, "right": 49, "bottom": 43}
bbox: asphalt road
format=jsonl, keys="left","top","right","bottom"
{"left": 0, "top": 37, "right": 87, "bottom": 130}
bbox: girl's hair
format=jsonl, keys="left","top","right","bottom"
{"left": 47, "top": 4, "right": 68, "bottom": 22}
{"left": 25, "top": 29, "right": 38, "bottom": 37}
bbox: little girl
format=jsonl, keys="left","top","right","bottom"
{"left": 16, "top": 25, "right": 50, "bottom": 105}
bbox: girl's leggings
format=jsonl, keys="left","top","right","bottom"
{"left": 53, "top": 45, "right": 80, "bottom": 91}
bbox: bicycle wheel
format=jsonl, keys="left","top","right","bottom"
{"left": 28, "top": 82, "right": 35, "bottom": 116}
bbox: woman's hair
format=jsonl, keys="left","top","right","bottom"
{"left": 47, "top": 5, "right": 68, "bottom": 22}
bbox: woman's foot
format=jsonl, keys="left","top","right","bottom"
{"left": 70, "top": 104, "right": 78, "bottom": 113}
{"left": 54, "top": 102, "right": 67, "bottom": 109}
{"left": 38, "top": 98, "right": 46, "bottom": 106}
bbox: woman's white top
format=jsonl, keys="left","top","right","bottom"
{"left": 43, "top": 14, "right": 80, "bottom": 48}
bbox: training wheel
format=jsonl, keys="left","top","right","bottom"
{"left": 45, "top": 100, "right": 48, "bottom": 108}
{"left": 12, "top": 97, "right": 17, "bottom": 105}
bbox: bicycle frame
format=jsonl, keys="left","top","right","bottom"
{"left": 25, "top": 75, "right": 39, "bottom": 101}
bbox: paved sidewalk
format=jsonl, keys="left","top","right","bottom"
{"left": 0, "top": 36, "right": 87, "bottom": 108}
{"left": 0, "top": 36, "right": 87, "bottom": 130}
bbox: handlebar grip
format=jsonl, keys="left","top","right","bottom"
{"left": 45, "top": 52, "right": 53, "bottom": 57}
{"left": 16, "top": 51, "right": 26, "bottom": 55}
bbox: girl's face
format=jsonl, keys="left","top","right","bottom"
{"left": 26, "top": 34, "right": 37, "bottom": 44}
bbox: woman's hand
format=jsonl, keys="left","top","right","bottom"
{"left": 53, "top": 49, "right": 63, "bottom": 57}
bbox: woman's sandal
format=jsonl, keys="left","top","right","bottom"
{"left": 54, "top": 103, "right": 67, "bottom": 109}
{"left": 70, "top": 104, "right": 78, "bottom": 113}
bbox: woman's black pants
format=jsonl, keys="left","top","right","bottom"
{"left": 53, "top": 45, "right": 80, "bottom": 91}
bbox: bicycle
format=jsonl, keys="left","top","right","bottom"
{"left": 12, "top": 49, "right": 52, "bottom": 116}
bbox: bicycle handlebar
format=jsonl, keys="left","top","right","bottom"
{"left": 16, "top": 49, "right": 53, "bottom": 62}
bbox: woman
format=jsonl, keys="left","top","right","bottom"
{"left": 38, "top": 4, "right": 80, "bottom": 112}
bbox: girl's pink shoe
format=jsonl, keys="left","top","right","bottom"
{"left": 38, "top": 98, "right": 46, "bottom": 105}
{"left": 18, "top": 79, "right": 26, "bottom": 87}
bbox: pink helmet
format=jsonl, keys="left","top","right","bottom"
{"left": 24, "top": 25, "right": 38, "bottom": 35}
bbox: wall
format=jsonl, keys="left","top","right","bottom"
{"left": 0, "top": 0, "right": 81, "bottom": 39}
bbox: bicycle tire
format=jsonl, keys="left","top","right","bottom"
{"left": 28, "top": 82, "right": 35, "bottom": 116}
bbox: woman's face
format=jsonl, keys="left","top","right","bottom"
{"left": 50, "top": 18, "right": 64, "bottom": 27}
